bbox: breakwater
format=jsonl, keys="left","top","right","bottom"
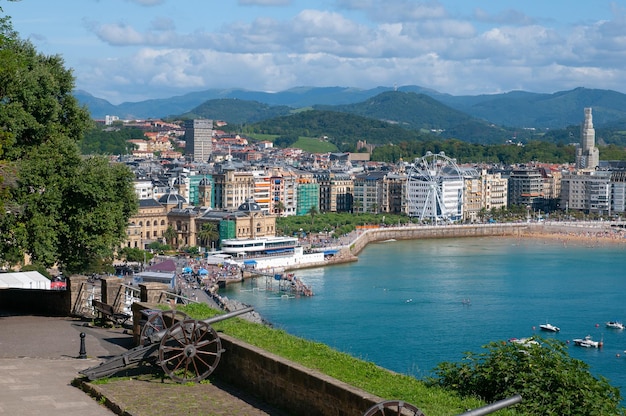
{"left": 344, "top": 223, "right": 529, "bottom": 256}
{"left": 290, "top": 221, "right": 620, "bottom": 271}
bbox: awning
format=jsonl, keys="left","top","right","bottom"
{"left": 266, "top": 248, "right": 294, "bottom": 254}
{"left": 323, "top": 249, "right": 339, "bottom": 255}
{"left": 198, "top": 268, "right": 209, "bottom": 275}
{"left": 243, "top": 260, "right": 257, "bottom": 265}
{"left": 182, "top": 266, "right": 193, "bottom": 273}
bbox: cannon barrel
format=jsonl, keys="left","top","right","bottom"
{"left": 202, "top": 306, "right": 255, "bottom": 325}
{"left": 146, "top": 306, "right": 255, "bottom": 345}
{"left": 456, "top": 394, "right": 522, "bottom": 416}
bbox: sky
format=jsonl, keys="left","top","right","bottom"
{"left": 4, "top": 0, "right": 626, "bottom": 104}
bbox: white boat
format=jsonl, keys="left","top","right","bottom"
{"left": 573, "top": 335, "right": 603, "bottom": 348}
{"left": 606, "top": 321, "right": 625, "bottom": 330}
{"left": 509, "top": 337, "right": 539, "bottom": 347}
{"left": 539, "top": 323, "right": 560, "bottom": 332}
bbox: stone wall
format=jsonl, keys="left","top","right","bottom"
{"left": 0, "top": 274, "right": 88, "bottom": 316}
{"left": 348, "top": 223, "right": 527, "bottom": 256}
{"left": 0, "top": 288, "right": 69, "bottom": 316}
{"left": 215, "top": 334, "right": 385, "bottom": 415}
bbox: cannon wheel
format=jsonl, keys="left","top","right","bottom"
{"left": 140, "top": 309, "right": 189, "bottom": 346}
{"left": 158, "top": 319, "right": 223, "bottom": 383}
{"left": 362, "top": 400, "right": 425, "bottom": 416}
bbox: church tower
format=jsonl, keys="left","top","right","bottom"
{"left": 576, "top": 107, "right": 599, "bottom": 169}
{"left": 198, "top": 176, "right": 212, "bottom": 207}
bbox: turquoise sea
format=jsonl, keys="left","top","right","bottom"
{"left": 222, "top": 237, "right": 626, "bottom": 395}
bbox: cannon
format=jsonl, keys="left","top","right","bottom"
{"left": 80, "top": 306, "right": 254, "bottom": 383}
{"left": 363, "top": 394, "right": 521, "bottom": 416}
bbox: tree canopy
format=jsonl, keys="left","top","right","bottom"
{"left": 427, "top": 337, "right": 624, "bottom": 415}
{"left": 0, "top": 15, "right": 137, "bottom": 274}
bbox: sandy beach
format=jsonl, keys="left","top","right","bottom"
{"left": 521, "top": 228, "right": 626, "bottom": 246}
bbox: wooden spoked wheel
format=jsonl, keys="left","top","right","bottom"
{"left": 158, "top": 319, "right": 223, "bottom": 383}
{"left": 140, "top": 309, "right": 189, "bottom": 346}
{"left": 362, "top": 400, "right": 425, "bottom": 416}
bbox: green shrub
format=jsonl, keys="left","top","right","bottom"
{"left": 426, "top": 337, "right": 624, "bottom": 415}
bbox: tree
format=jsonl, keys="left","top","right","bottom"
{"left": 163, "top": 226, "right": 177, "bottom": 248}
{"left": 427, "top": 337, "right": 624, "bottom": 415}
{"left": 197, "top": 222, "right": 219, "bottom": 249}
{"left": 120, "top": 247, "right": 151, "bottom": 264}
{"left": 0, "top": 16, "right": 137, "bottom": 273}
{"left": 275, "top": 200, "right": 286, "bottom": 216}
{"left": 309, "top": 205, "right": 318, "bottom": 225}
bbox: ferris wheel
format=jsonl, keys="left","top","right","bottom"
{"left": 406, "top": 151, "right": 464, "bottom": 223}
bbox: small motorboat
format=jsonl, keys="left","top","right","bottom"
{"left": 606, "top": 321, "right": 625, "bottom": 330}
{"left": 509, "top": 337, "right": 539, "bottom": 347}
{"left": 539, "top": 323, "right": 560, "bottom": 332}
{"left": 573, "top": 335, "right": 602, "bottom": 348}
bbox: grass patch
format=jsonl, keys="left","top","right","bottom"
{"left": 246, "top": 133, "right": 279, "bottom": 142}
{"left": 292, "top": 136, "right": 338, "bottom": 153}
{"left": 177, "top": 303, "right": 519, "bottom": 416}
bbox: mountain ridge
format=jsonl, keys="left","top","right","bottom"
{"left": 75, "top": 86, "right": 626, "bottom": 130}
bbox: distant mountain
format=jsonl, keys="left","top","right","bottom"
{"left": 76, "top": 87, "right": 398, "bottom": 120}
{"left": 432, "top": 87, "right": 626, "bottom": 129}
{"left": 182, "top": 99, "right": 293, "bottom": 125}
{"left": 314, "top": 91, "right": 518, "bottom": 143}
{"left": 75, "top": 86, "right": 626, "bottom": 130}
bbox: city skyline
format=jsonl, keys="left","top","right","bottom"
{"left": 5, "top": 1, "right": 626, "bottom": 104}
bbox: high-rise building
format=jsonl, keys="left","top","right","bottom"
{"left": 576, "top": 108, "right": 599, "bottom": 169}
{"left": 560, "top": 170, "right": 611, "bottom": 214}
{"left": 185, "top": 119, "right": 213, "bottom": 162}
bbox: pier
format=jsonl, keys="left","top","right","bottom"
{"left": 244, "top": 267, "right": 314, "bottom": 297}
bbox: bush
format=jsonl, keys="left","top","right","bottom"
{"left": 426, "top": 337, "right": 625, "bottom": 415}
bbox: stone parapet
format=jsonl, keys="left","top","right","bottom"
{"left": 138, "top": 282, "right": 170, "bottom": 304}
{"left": 215, "top": 334, "right": 384, "bottom": 415}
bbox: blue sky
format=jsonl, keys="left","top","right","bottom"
{"left": 4, "top": 0, "right": 626, "bottom": 104}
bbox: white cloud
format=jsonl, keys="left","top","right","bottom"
{"left": 74, "top": 0, "right": 626, "bottom": 102}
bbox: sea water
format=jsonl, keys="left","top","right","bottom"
{"left": 222, "top": 237, "right": 626, "bottom": 395}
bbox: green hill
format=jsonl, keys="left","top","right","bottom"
{"left": 182, "top": 99, "right": 293, "bottom": 125}
{"left": 314, "top": 91, "right": 521, "bottom": 144}
{"left": 246, "top": 109, "right": 428, "bottom": 151}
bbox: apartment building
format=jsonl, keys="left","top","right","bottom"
{"left": 296, "top": 173, "right": 320, "bottom": 216}
{"left": 560, "top": 170, "right": 611, "bottom": 214}
{"left": 314, "top": 172, "right": 353, "bottom": 213}
{"left": 508, "top": 168, "right": 544, "bottom": 208}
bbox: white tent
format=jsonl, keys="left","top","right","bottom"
{"left": 0, "top": 271, "right": 51, "bottom": 290}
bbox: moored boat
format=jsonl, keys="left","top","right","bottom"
{"left": 509, "top": 337, "right": 539, "bottom": 347}
{"left": 573, "top": 335, "right": 603, "bottom": 348}
{"left": 606, "top": 321, "right": 625, "bottom": 330}
{"left": 539, "top": 323, "right": 560, "bottom": 332}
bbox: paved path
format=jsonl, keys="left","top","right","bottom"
{"left": 0, "top": 313, "right": 130, "bottom": 415}
{"left": 0, "top": 311, "right": 288, "bottom": 415}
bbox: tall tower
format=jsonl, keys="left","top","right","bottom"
{"left": 576, "top": 108, "right": 599, "bottom": 169}
{"left": 185, "top": 119, "right": 213, "bottom": 162}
